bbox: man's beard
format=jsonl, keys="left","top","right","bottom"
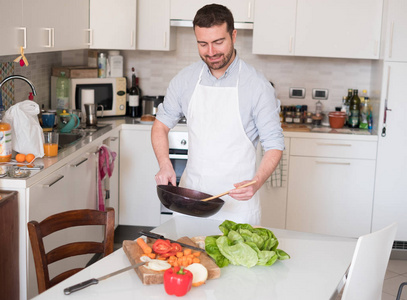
{"left": 201, "top": 47, "right": 235, "bottom": 71}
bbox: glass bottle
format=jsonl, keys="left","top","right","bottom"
{"left": 344, "top": 89, "right": 352, "bottom": 125}
{"left": 128, "top": 67, "right": 142, "bottom": 118}
{"left": 348, "top": 89, "right": 361, "bottom": 128}
{"left": 56, "top": 71, "right": 69, "bottom": 115}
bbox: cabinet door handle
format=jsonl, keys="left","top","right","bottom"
{"left": 43, "top": 175, "right": 64, "bottom": 188}
{"left": 69, "top": 158, "right": 88, "bottom": 168}
{"left": 18, "top": 27, "right": 27, "bottom": 49}
{"left": 85, "top": 29, "right": 93, "bottom": 46}
{"left": 389, "top": 21, "right": 394, "bottom": 58}
{"left": 44, "top": 28, "right": 54, "bottom": 48}
{"left": 247, "top": 1, "right": 252, "bottom": 19}
{"left": 315, "top": 161, "right": 351, "bottom": 166}
{"left": 316, "top": 143, "right": 352, "bottom": 147}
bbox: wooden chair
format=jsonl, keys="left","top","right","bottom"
{"left": 27, "top": 208, "right": 115, "bottom": 294}
{"left": 340, "top": 222, "right": 397, "bottom": 300}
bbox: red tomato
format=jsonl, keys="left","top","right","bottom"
{"left": 171, "top": 243, "right": 182, "bottom": 253}
{"left": 152, "top": 239, "right": 172, "bottom": 254}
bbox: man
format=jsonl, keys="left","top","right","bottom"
{"left": 152, "top": 4, "right": 284, "bottom": 224}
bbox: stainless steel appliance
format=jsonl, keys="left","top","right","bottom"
{"left": 141, "top": 96, "right": 164, "bottom": 116}
{"left": 160, "top": 131, "right": 188, "bottom": 221}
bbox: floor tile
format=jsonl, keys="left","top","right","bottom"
{"left": 387, "top": 260, "right": 407, "bottom": 275}
{"left": 383, "top": 274, "right": 407, "bottom": 298}
{"left": 386, "top": 270, "right": 400, "bottom": 280}
{"left": 382, "top": 291, "right": 397, "bottom": 300}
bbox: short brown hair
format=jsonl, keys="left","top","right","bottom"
{"left": 193, "top": 4, "right": 235, "bottom": 37}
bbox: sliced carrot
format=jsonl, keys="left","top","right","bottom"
{"left": 184, "top": 248, "right": 192, "bottom": 256}
{"left": 147, "top": 253, "right": 156, "bottom": 259}
{"left": 176, "top": 251, "right": 184, "bottom": 258}
{"left": 193, "top": 252, "right": 201, "bottom": 257}
{"left": 193, "top": 258, "right": 201, "bottom": 264}
{"left": 136, "top": 238, "right": 152, "bottom": 254}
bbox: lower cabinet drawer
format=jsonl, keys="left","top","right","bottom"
{"left": 290, "top": 138, "right": 377, "bottom": 159}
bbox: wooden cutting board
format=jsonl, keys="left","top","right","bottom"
{"left": 281, "top": 124, "right": 311, "bottom": 132}
{"left": 122, "top": 236, "right": 221, "bottom": 285}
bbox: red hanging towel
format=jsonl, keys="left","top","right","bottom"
{"left": 97, "top": 145, "right": 117, "bottom": 211}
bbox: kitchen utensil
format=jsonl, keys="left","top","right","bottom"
{"left": 200, "top": 180, "right": 257, "bottom": 202}
{"left": 141, "top": 96, "right": 164, "bottom": 116}
{"left": 84, "top": 103, "right": 98, "bottom": 126}
{"left": 58, "top": 110, "right": 80, "bottom": 133}
{"left": 157, "top": 185, "right": 225, "bottom": 218}
{"left": 139, "top": 231, "right": 205, "bottom": 252}
{"left": 64, "top": 261, "right": 146, "bottom": 295}
{"left": 328, "top": 111, "right": 347, "bottom": 128}
{"left": 41, "top": 112, "right": 56, "bottom": 131}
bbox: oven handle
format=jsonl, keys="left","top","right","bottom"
{"left": 169, "top": 154, "right": 188, "bottom": 160}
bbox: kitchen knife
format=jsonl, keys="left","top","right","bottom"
{"left": 139, "top": 230, "right": 206, "bottom": 253}
{"left": 63, "top": 261, "right": 146, "bottom": 295}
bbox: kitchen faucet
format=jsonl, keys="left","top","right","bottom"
{"left": 0, "top": 75, "right": 37, "bottom": 108}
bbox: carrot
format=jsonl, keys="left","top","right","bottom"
{"left": 192, "top": 258, "right": 201, "bottom": 264}
{"left": 184, "top": 248, "right": 192, "bottom": 256}
{"left": 136, "top": 238, "right": 152, "bottom": 254}
{"left": 193, "top": 252, "right": 201, "bottom": 257}
{"left": 176, "top": 251, "right": 184, "bottom": 258}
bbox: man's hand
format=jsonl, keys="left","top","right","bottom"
{"left": 228, "top": 180, "right": 260, "bottom": 201}
{"left": 155, "top": 162, "right": 177, "bottom": 186}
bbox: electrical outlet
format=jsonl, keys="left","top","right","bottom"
{"left": 312, "top": 89, "right": 329, "bottom": 100}
{"left": 289, "top": 87, "right": 306, "bottom": 99}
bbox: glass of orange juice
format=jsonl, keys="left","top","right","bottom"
{"left": 43, "top": 132, "right": 59, "bottom": 157}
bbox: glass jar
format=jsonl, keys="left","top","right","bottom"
{"left": 305, "top": 112, "right": 313, "bottom": 124}
{"left": 285, "top": 111, "right": 293, "bottom": 123}
{"left": 293, "top": 112, "right": 302, "bottom": 124}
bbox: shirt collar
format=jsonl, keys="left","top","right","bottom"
{"left": 204, "top": 50, "right": 239, "bottom": 80}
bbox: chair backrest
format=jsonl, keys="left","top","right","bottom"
{"left": 341, "top": 222, "right": 397, "bottom": 300}
{"left": 27, "top": 208, "right": 115, "bottom": 294}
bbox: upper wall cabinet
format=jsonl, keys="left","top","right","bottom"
{"left": 253, "top": 0, "right": 383, "bottom": 59}
{"left": 170, "top": 0, "right": 254, "bottom": 23}
{"left": 295, "top": 0, "right": 383, "bottom": 59}
{"left": 0, "top": 0, "right": 88, "bottom": 56}
{"left": 23, "top": 0, "right": 89, "bottom": 53}
{"left": 89, "top": 0, "right": 136, "bottom": 50}
{"left": 137, "top": 0, "right": 176, "bottom": 51}
{"left": 253, "top": 0, "right": 297, "bottom": 56}
{"left": 0, "top": 0, "right": 23, "bottom": 56}
{"left": 383, "top": 0, "right": 407, "bottom": 62}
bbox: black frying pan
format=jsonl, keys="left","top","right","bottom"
{"left": 157, "top": 185, "right": 225, "bottom": 218}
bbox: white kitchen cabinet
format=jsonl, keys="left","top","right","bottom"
{"left": 286, "top": 138, "right": 377, "bottom": 238}
{"left": 295, "top": 0, "right": 382, "bottom": 59}
{"left": 252, "top": 0, "right": 296, "bottom": 56}
{"left": 170, "top": 0, "right": 254, "bottom": 23}
{"left": 89, "top": 0, "right": 136, "bottom": 50}
{"left": 258, "top": 138, "right": 290, "bottom": 229}
{"left": 26, "top": 151, "right": 103, "bottom": 299}
{"left": 137, "top": 0, "right": 176, "bottom": 51}
{"left": 253, "top": 0, "right": 383, "bottom": 59}
{"left": 0, "top": 0, "right": 24, "bottom": 56}
{"left": 383, "top": 0, "right": 407, "bottom": 62}
{"left": 119, "top": 127, "right": 161, "bottom": 226}
{"left": 22, "top": 0, "right": 88, "bottom": 53}
{"left": 373, "top": 62, "right": 407, "bottom": 240}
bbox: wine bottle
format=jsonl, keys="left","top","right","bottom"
{"left": 348, "top": 89, "right": 361, "bottom": 128}
{"left": 128, "top": 67, "right": 141, "bottom": 118}
{"left": 344, "top": 88, "right": 352, "bottom": 125}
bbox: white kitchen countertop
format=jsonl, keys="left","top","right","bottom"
{"left": 31, "top": 216, "right": 357, "bottom": 300}
{"left": 0, "top": 117, "right": 376, "bottom": 189}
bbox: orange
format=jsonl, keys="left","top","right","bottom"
{"left": 26, "top": 153, "right": 35, "bottom": 163}
{"left": 15, "top": 153, "right": 26, "bottom": 163}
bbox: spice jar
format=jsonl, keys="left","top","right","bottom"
{"left": 293, "top": 112, "right": 302, "bottom": 124}
{"left": 305, "top": 112, "right": 313, "bottom": 124}
{"left": 285, "top": 111, "right": 293, "bottom": 123}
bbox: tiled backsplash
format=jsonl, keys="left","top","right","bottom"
{"left": 0, "top": 27, "right": 373, "bottom": 113}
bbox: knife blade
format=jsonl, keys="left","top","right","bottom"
{"left": 139, "top": 230, "right": 206, "bottom": 253}
{"left": 63, "top": 261, "right": 146, "bottom": 295}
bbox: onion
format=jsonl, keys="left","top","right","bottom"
{"left": 144, "top": 259, "right": 171, "bottom": 271}
{"left": 185, "top": 263, "right": 208, "bottom": 287}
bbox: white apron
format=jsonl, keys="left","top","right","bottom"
{"left": 179, "top": 62, "right": 261, "bottom": 225}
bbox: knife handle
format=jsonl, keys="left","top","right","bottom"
{"left": 64, "top": 278, "right": 98, "bottom": 295}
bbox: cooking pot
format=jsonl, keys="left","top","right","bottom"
{"left": 157, "top": 185, "right": 225, "bottom": 218}
{"left": 141, "top": 96, "right": 164, "bottom": 116}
